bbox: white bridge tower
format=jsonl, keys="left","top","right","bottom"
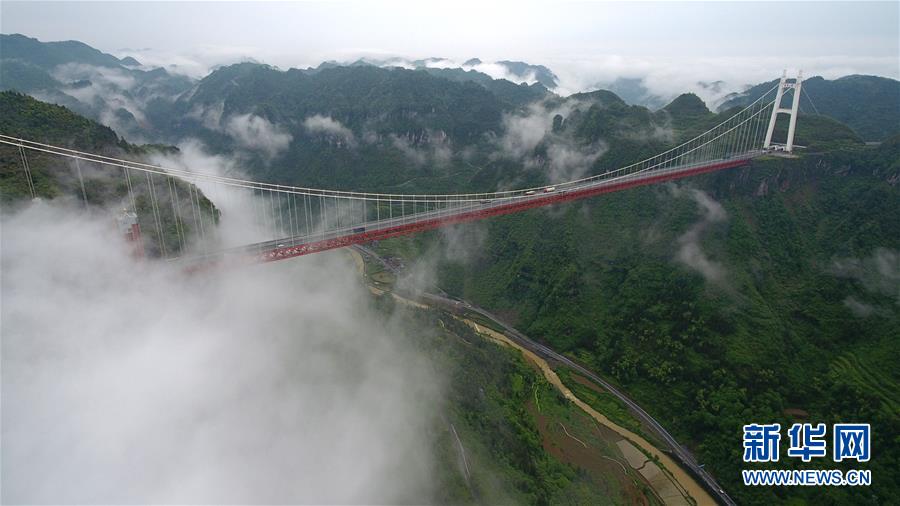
{"left": 764, "top": 70, "right": 803, "bottom": 152}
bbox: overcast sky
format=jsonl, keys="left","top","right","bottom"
{"left": 2, "top": 1, "right": 898, "bottom": 94}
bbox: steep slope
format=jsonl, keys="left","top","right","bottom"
{"left": 0, "top": 91, "right": 214, "bottom": 257}
{"left": 0, "top": 89, "right": 668, "bottom": 506}
{"left": 169, "top": 63, "right": 517, "bottom": 191}
{"left": 0, "top": 33, "right": 194, "bottom": 141}
{"left": 418, "top": 66, "right": 550, "bottom": 107}
{"left": 377, "top": 113, "right": 898, "bottom": 504}
{"left": 176, "top": 63, "right": 506, "bottom": 143}
{"left": 0, "top": 33, "right": 128, "bottom": 68}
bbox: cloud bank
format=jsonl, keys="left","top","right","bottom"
{"left": 303, "top": 114, "right": 357, "bottom": 147}
{"left": 50, "top": 63, "right": 150, "bottom": 137}
{"left": 186, "top": 103, "right": 293, "bottom": 160}
{"left": 389, "top": 130, "right": 453, "bottom": 167}
{"left": 670, "top": 186, "right": 727, "bottom": 282}
{"left": 224, "top": 113, "right": 293, "bottom": 159}
{"left": 829, "top": 248, "right": 900, "bottom": 317}
{"left": 1, "top": 201, "right": 439, "bottom": 503}
{"left": 497, "top": 100, "right": 606, "bottom": 183}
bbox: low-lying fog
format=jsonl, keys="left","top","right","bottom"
{"left": 1, "top": 201, "right": 440, "bottom": 503}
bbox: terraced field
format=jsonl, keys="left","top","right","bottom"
{"left": 830, "top": 352, "right": 900, "bottom": 418}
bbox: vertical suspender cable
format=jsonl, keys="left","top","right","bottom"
{"left": 75, "top": 158, "right": 88, "bottom": 206}
{"left": 18, "top": 145, "right": 36, "bottom": 199}
{"left": 194, "top": 184, "right": 208, "bottom": 251}
{"left": 168, "top": 177, "right": 186, "bottom": 253}
{"left": 145, "top": 172, "right": 167, "bottom": 258}
{"left": 288, "top": 190, "right": 296, "bottom": 244}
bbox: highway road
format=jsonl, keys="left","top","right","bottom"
{"left": 353, "top": 243, "right": 737, "bottom": 506}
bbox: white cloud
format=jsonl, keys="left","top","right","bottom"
{"left": 496, "top": 100, "right": 605, "bottom": 182}
{"left": 498, "top": 102, "right": 558, "bottom": 159}
{"left": 187, "top": 104, "right": 292, "bottom": 160}
{"left": 52, "top": 62, "right": 138, "bottom": 90}
{"left": 51, "top": 63, "right": 150, "bottom": 136}
{"left": 187, "top": 101, "right": 225, "bottom": 131}
{"left": 830, "top": 248, "right": 900, "bottom": 303}
{"left": 670, "top": 186, "right": 727, "bottom": 282}
{"left": 389, "top": 131, "right": 452, "bottom": 167}
{"left": 415, "top": 58, "right": 543, "bottom": 86}
{"left": 114, "top": 45, "right": 267, "bottom": 79}
{"left": 148, "top": 140, "right": 274, "bottom": 248}
{"left": 223, "top": 113, "right": 293, "bottom": 160}
{"left": 303, "top": 114, "right": 357, "bottom": 147}
{"left": 543, "top": 140, "right": 606, "bottom": 182}
{"left": 843, "top": 296, "right": 875, "bottom": 317}
{"left": 1, "top": 199, "right": 439, "bottom": 503}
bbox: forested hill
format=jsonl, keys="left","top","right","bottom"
{"left": 1, "top": 90, "right": 136, "bottom": 200}
{"left": 173, "top": 63, "right": 508, "bottom": 146}
{"left": 0, "top": 91, "right": 213, "bottom": 257}
{"left": 165, "top": 62, "right": 686, "bottom": 194}
{"left": 387, "top": 130, "right": 899, "bottom": 504}
{"left": 4, "top": 35, "right": 899, "bottom": 505}
{"left": 0, "top": 33, "right": 193, "bottom": 141}
{"left": 719, "top": 75, "right": 900, "bottom": 141}
{"left": 0, "top": 90, "right": 122, "bottom": 151}
{"left": 1, "top": 33, "right": 135, "bottom": 69}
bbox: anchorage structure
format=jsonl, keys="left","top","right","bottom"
{"left": 763, "top": 70, "right": 803, "bottom": 152}
{"left": 2, "top": 76, "right": 794, "bottom": 268}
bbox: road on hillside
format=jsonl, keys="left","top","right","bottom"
{"left": 352, "top": 243, "right": 737, "bottom": 506}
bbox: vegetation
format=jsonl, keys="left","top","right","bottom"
{"left": 719, "top": 75, "right": 900, "bottom": 141}
{"left": 370, "top": 111, "right": 898, "bottom": 504}
{"left": 0, "top": 34, "right": 193, "bottom": 141}
{"left": 0, "top": 91, "right": 216, "bottom": 257}
{"left": 4, "top": 37, "right": 898, "bottom": 503}
{"left": 414, "top": 140, "right": 900, "bottom": 505}
{"left": 376, "top": 299, "right": 662, "bottom": 505}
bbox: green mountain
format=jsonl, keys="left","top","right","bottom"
{"left": 496, "top": 60, "right": 559, "bottom": 89}
{"left": 4, "top": 34, "right": 898, "bottom": 504}
{"left": 382, "top": 302, "right": 663, "bottom": 504}
{"left": 0, "top": 90, "right": 666, "bottom": 505}
{"left": 0, "top": 33, "right": 194, "bottom": 141}
{"left": 175, "top": 63, "right": 506, "bottom": 142}
{"left": 359, "top": 56, "right": 560, "bottom": 90}
{"left": 604, "top": 77, "right": 671, "bottom": 110}
{"left": 418, "top": 66, "right": 550, "bottom": 107}
{"left": 378, "top": 108, "right": 898, "bottom": 505}
{"left": 0, "top": 91, "right": 214, "bottom": 257}
{"left": 172, "top": 62, "right": 889, "bottom": 503}
{"left": 719, "top": 75, "right": 900, "bottom": 141}
{"left": 0, "top": 33, "right": 129, "bottom": 69}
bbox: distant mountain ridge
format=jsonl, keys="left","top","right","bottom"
{"left": 2, "top": 33, "right": 898, "bottom": 506}
{"left": 1, "top": 33, "right": 133, "bottom": 69}
{"left": 2, "top": 33, "right": 896, "bottom": 153}
{"left": 315, "top": 56, "right": 560, "bottom": 89}
{"left": 0, "top": 33, "right": 193, "bottom": 141}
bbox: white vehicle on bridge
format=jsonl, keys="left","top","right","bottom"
{"left": 543, "top": 186, "right": 556, "bottom": 193}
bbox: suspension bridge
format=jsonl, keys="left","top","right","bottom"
{"left": 1, "top": 75, "right": 802, "bottom": 269}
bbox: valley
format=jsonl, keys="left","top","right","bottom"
{"left": 2, "top": 12, "right": 898, "bottom": 505}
